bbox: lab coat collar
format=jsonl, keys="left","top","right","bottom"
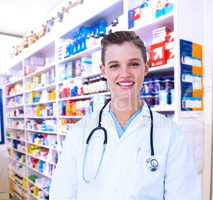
{"left": 102, "top": 100, "right": 150, "bottom": 118}
{"left": 102, "top": 100, "right": 151, "bottom": 141}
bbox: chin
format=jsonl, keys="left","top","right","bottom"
{"left": 112, "top": 90, "right": 140, "bottom": 101}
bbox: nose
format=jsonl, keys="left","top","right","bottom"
{"left": 120, "top": 66, "right": 130, "bottom": 77}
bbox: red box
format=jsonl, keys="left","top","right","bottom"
{"left": 149, "top": 41, "right": 167, "bottom": 67}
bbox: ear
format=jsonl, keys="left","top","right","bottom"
{"left": 100, "top": 64, "right": 107, "bottom": 79}
{"left": 144, "top": 62, "right": 150, "bottom": 77}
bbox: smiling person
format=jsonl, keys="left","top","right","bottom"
{"left": 49, "top": 31, "right": 201, "bottom": 200}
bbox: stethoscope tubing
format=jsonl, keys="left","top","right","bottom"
{"left": 82, "top": 100, "right": 158, "bottom": 183}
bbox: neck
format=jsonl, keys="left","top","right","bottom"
{"left": 110, "top": 97, "right": 143, "bottom": 127}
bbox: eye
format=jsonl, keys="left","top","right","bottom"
{"left": 129, "top": 62, "right": 140, "bottom": 67}
{"left": 109, "top": 64, "right": 119, "bottom": 69}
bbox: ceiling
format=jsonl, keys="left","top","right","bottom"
{"left": 0, "top": 0, "right": 62, "bottom": 38}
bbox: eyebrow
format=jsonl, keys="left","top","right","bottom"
{"left": 106, "top": 60, "right": 119, "bottom": 66}
{"left": 106, "top": 58, "right": 142, "bottom": 65}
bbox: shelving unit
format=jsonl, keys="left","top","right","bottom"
{"left": 4, "top": 0, "right": 205, "bottom": 199}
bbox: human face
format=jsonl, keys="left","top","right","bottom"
{"left": 100, "top": 42, "right": 148, "bottom": 103}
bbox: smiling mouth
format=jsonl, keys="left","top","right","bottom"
{"left": 117, "top": 81, "right": 135, "bottom": 88}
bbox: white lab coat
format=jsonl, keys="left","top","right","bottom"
{"left": 49, "top": 103, "right": 201, "bottom": 200}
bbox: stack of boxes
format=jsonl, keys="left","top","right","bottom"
{"left": 128, "top": 0, "right": 174, "bottom": 29}
{"left": 149, "top": 27, "right": 174, "bottom": 67}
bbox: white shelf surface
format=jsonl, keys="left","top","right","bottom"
{"left": 149, "top": 63, "right": 174, "bottom": 73}
{"left": 58, "top": 115, "right": 83, "bottom": 119}
{"left": 6, "top": 92, "right": 24, "bottom": 99}
{"left": 7, "top": 116, "right": 25, "bottom": 119}
{"left": 26, "top": 129, "right": 58, "bottom": 135}
{"left": 7, "top": 104, "right": 24, "bottom": 109}
{"left": 59, "top": 91, "right": 110, "bottom": 101}
{"left": 57, "top": 72, "right": 103, "bottom": 85}
{"left": 25, "top": 116, "right": 57, "bottom": 119}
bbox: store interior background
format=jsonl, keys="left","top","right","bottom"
{"left": 0, "top": 0, "right": 212, "bottom": 199}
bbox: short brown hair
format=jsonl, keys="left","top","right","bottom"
{"left": 100, "top": 31, "right": 147, "bottom": 65}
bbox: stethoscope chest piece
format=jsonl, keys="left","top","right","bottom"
{"left": 146, "top": 157, "right": 159, "bottom": 172}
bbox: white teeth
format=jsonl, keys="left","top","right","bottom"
{"left": 118, "top": 82, "right": 134, "bottom": 86}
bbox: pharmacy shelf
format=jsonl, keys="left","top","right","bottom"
{"left": 57, "top": 45, "right": 100, "bottom": 64}
{"left": 7, "top": 127, "right": 25, "bottom": 131}
{"left": 24, "top": 83, "right": 56, "bottom": 93}
{"left": 149, "top": 63, "right": 174, "bottom": 74}
{"left": 7, "top": 137, "right": 27, "bottom": 143}
{"left": 24, "top": 63, "right": 55, "bottom": 80}
{"left": 7, "top": 105, "right": 24, "bottom": 109}
{"left": 82, "top": 72, "right": 103, "bottom": 79}
{"left": 27, "top": 153, "right": 56, "bottom": 166}
{"left": 8, "top": 147, "right": 26, "bottom": 155}
{"left": 58, "top": 115, "right": 83, "bottom": 119}
{"left": 6, "top": 92, "right": 24, "bottom": 99}
{"left": 29, "top": 192, "right": 41, "bottom": 200}
{"left": 9, "top": 167, "right": 26, "bottom": 179}
{"left": 27, "top": 178, "right": 49, "bottom": 195}
{"left": 12, "top": 190, "right": 27, "bottom": 200}
{"left": 25, "top": 116, "right": 57, "bottom": 119}
{"left": 27, "top": 141, "right": 58, "bottom": 151}
{"left": 130, "top": 12, "right": 174, "bottom": 43}
{"left": 5, "top": 77, "right": 23, "bottom": 87}
{"left": 9, "top": 175, "right": 22, "bottom": 187}
{"left": 27, "top": 166, "right": 52, "bottom": 179}
{"left": 9, "top": 176, "right": 27, "bottom": 193}
{"left": 9, "top": 156, "right": 26, "bottom": 167}
{"left": 26, "top": 129, "right": 58, "bottom": 135}
{"left": 59, "top": 91, "right": 110, "bottom": 101}
{"left": 57, "top": 72, "right": 103, "bottom": 85}
{"left": 12, "top": 191, "right": 24, "bottom": 200}
{"left": 7, "top": 116, "right": 25, "bottom": 119}
{"left": 25, "top": 100, "right": 56, "bottom": 106}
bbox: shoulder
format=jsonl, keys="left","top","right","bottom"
{"left": 152, "top": 111, "right": 177, "bottom": 130}
{"left": 151, "top": 111, "right": 183, "bottom": 153}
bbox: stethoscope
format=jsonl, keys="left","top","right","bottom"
{"left": 82, "top": 99, "right": 159, "bottom": 183}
